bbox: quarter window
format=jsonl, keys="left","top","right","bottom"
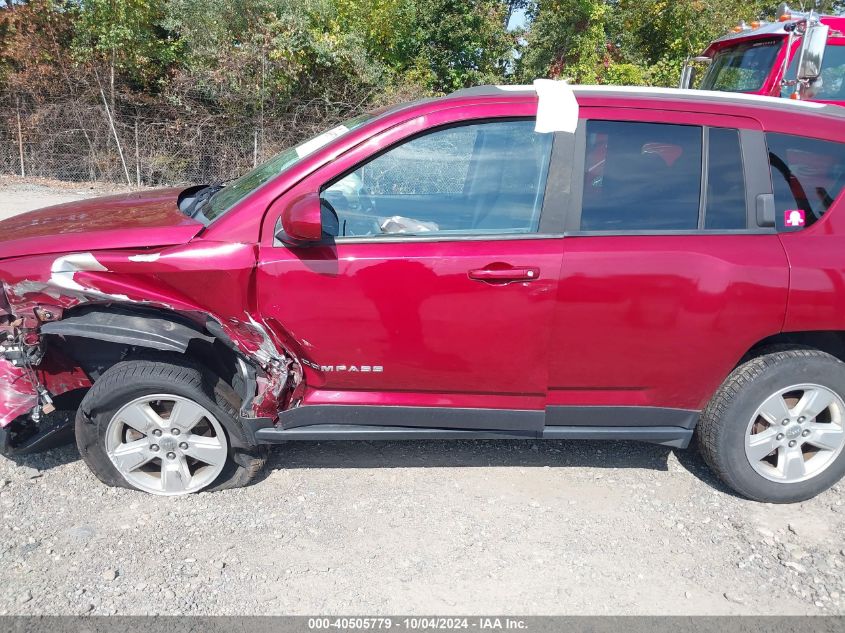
{"left": 321, "top": 120, "right": 553, "bottom": 238}
{"left": 767, "top": 132, "right": 845, "bottom": 231}
{"left": 580, "top": 121, "right": 702, "bottom": 231}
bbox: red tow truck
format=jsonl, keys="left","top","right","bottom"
{"left": 681, "top": 3, "right": 845, "bottom": 105}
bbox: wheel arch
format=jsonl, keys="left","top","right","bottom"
{"left": 40, "top": 304, "right": 259, "bottom": 415}
{"left": 41, "top": 304, "right": 214, "bottom": 354}
{"left": 740, "top": 331, "right": 845, "bottom": 365}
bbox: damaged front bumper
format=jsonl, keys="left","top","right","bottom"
{"left": 0, "top": 345, "right": 90, "bottom": 456}
{"left": 0, "top": 358, "right": 40, "bottom": 431}
{"left": 0, "top": 359, "right": 60, "bottom": 456}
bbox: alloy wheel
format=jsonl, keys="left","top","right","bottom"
{"left": 104, "top": 394, "right": 228, "bottom": 495}
{"left": 745, "top": 384, "right": 845, "bottom": 483}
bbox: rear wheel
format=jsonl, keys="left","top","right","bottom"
{"left": 76, "top": 358, "right": 267, "bottom": 495}
{"left": 698, "top": 349, "right": 845, "bottom": 503}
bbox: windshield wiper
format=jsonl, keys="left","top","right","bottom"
{"left": 186, "top": 182, "right": 225, "bottom": 219}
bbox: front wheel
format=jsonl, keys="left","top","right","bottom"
{"left": 76, "top": 358, "right": 267, "bottom": 495}
{"left": 698, "top": 349, "right": 845, "bottom": 503}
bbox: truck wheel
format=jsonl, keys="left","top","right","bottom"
{"left": 75, "top": 357, "right": 267, "bottom": 495}
{"left": 698, "top": 349, "right": 845, "bottom": 503}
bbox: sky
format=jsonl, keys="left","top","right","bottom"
{"left": 508, "top": 6, "right": 529, "bottom": 31}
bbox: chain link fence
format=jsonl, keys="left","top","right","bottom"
{"left": 0, "top": 90, "right": 366, "bottom": 187}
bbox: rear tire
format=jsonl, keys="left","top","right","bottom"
{"left": 76, "top": 357, "right": 267, "bottom": 495}
{"left": 698, "top": 349, "right": 845, "bottom": 503}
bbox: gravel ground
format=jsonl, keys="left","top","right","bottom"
{"left": 1, "top": 438, "right": 844, "bottom": 616}
{"left": 0, "top": 178, "right": 844, "bottom": 616}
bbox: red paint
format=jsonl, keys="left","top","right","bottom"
{"left": 278, "top": 193, "right": 323, "bottom": 242}
{"left": 0, "top": 87, "right": 844, "bottom": 431}
{"left": 256, "top": 239, "right": 559, "bottom": 410}
{"left": 0, "top": 349, "right": 90, "bottom": 428}
{"left": 0, "top": 189, "right": 203, "bottom": 259}
{"left": 549, "top": 234, "right": 789, "bottom": 410}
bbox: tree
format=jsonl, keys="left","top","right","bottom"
{"left": 517, "top": 0, "right": 607, "bottom": 83}
{"left": 333, "top": 0, "right": 516, "bottom": 93}
{"left": 70, "top": 0, "right": 181, "bottom": 94}
{"left": 164, "top": 0, "right": 384, "bottom": 109}
{"left": 0, "top": 0, "right": 77, "bottom": 93}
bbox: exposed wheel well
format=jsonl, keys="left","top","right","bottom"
{"left": 43, "top": 305, "right": 247, "bottom": 395}
{"left": 741, "top": 331, "right": 845, "bottom": 365}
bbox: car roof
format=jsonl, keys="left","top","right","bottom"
{"left": 444, "top": 84, "right": 845, "bottom": 121}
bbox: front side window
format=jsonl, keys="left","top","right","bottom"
{"left": 320, "top": 120, "right": 553, "bottom": 238}
{"left": 700, "top": 39, "right": 782, "bottom": 93}
{"left": 581, "top": 121, "right": 702, "bottom": 231}
{"left": 768, "top": 132, "right": 845, "bottom": 231}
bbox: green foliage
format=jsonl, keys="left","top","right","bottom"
{"left": 163, "top": 0, "right": 383, "bottom": 108}
{"left": 4, "top": 0, "right": 845, "bottom": 112}
{"left": 334, "top": 0, "right": 516, "bottom": 93}
{"left": 70, "top": 0, "right": 180, "bottom": 90}
{"left": 517, "top": 0, "right": 845, "bottom": 87}
{"left": 517, "top": 0, "right": 608, "bottom": 82}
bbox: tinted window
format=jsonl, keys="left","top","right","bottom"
{"left": 767, "top": 132, "right": 845, "bottom": 231}
{"left": 701, "top": 40, "right": 781, "bottom": 93}
{"left": 581, "top": 121, "right": 702, "bottom": 231}
{"left": 706, "top": 128, "right": 747, "bottom": 229}
{"left": 321, "top": 120, "right": 552, "bottom": 237}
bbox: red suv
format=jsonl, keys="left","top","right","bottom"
{"left": 2, "top": 85, "right": 845, "bottom": 502}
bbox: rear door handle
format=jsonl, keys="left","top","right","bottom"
{"left": 468, "top": 266, "right": 540, "bottom": 283}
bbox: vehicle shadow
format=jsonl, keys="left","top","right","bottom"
{"left": 263, "top": 438, "right": 736, "bottom": 495}
{"left": 3, "top": 434, "right": 737, "bottom": 498}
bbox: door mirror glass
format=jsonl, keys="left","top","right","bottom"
{"left": 275, "top": 192, "right": 324, "bottom": 243}
{"left": 797, "top": 22, "right": 829, "bottom": 80}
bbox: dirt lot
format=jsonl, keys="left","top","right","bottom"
{"left": 0, "top": 178, "right": 844, "bottom": 616}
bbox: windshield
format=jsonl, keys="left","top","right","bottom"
{"left": 700, "top": 39, "right": 782, "bottom": 93}
{"left": 203, "top": 113, "right": 374, "bottom": 221}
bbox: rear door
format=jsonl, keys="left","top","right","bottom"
{"left": 548, "top": 108, "right": 790, "bottom": 423}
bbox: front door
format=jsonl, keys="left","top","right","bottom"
{"left": 257, "top": 115, "right": 565, "bottom": 428}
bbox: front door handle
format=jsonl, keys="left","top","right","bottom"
{"left": 468, "top": 265, "right": 540, "bottom": 283}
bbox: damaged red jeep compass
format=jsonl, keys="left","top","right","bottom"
{"left": 2, "top": 84, "right": 845, "bottom": 502}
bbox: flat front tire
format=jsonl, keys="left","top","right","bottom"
{"left": 698, "top": 349, "right": 845, "bottom": 503}
{"left": 76, "top": 358, "right": 267, "bottom": 495}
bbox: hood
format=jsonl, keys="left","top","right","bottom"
{"left": 0, "top": 188, "right": 205, "bottom": 260}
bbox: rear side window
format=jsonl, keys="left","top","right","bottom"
{"left": 581, "top": 121, "right": 702, "bottom": 231}
{"left": 767, "top": 132, "right": 845, "bottom": 231}
{"left": 705, "top": 128, "right": 747, "bottom": 229}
